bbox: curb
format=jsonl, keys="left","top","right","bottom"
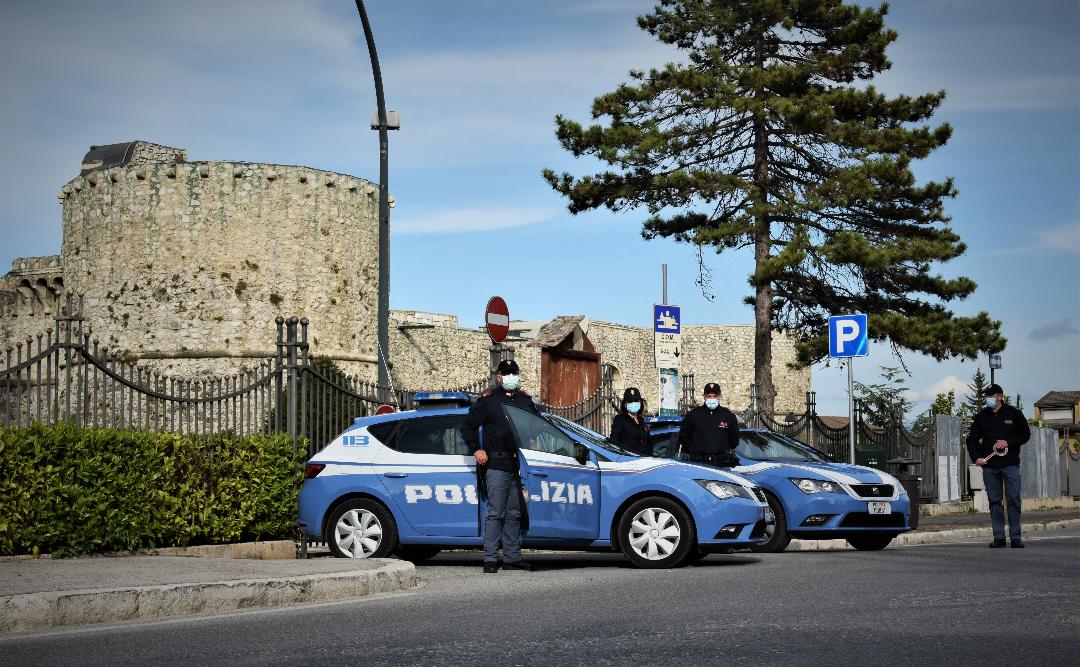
{"left": 0, "top": 559, "right": 415, "bottom": 634}
{"left": 786, "top": 518, "right": 1080, "bottom": 551}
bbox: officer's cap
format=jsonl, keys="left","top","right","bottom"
{"left": 496, "top": 359, "right": 520, "bottom": 375}
{"left": 983, "top": 383, "right": 1004, "bottom": 396}
{"left": 623, "top": 387, "right": 642, "bottom": 402}
{"left": 703, "top": 382, "right": 722, "bottom": 396}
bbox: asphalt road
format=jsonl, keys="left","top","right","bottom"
{"left": 4, "top": 528, "right": 1078, "bottom": 666}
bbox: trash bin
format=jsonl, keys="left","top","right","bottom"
{"left": 887, "top": 457, "right": 922, "bottom": 530}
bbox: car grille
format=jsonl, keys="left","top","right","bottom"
{"left": 849, "top": 484, "right": 894, "bottom": 498}
{"left": 839, "top": 512, "right": 906, "bottom": 528}
{"left": 751, "top": 487, "right": 767, "bottom": 503}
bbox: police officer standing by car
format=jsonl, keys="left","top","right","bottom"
{"left": 462, "top": 359, "right": 540, "bottom": 573}
{"left": 966, "top": 383, "right": 1031, "bottom": 548}
{"left": 610, "top": 387, "right": 651, "bottom": 455}
{"left": 678, "top": 382, "right": 740, "bottom": 466}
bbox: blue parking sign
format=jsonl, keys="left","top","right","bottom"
{"left": 829, "top": 314, "right": 868, "bottom": 358}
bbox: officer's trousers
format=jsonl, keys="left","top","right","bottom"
{"left": 483, "top": 469, "right": 523, "bottom": 563}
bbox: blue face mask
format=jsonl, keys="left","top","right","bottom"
{"left": 705, "top": 398, "right": 720, "bottom": 410}
{"left": 985, "top": 397, "right": 996, "bottom": 409}
{"left": 626, "top": 402, "right": 641, "bottom": 414}
{"left": 501, "top": 374, "right": 519, "bottom": 391}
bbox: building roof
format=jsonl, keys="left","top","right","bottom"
{"left": 80, "top": 142, "right": 139, "bottom": 175}
{"left": 528, "top": 316, "right": 587, "bottom": 348}
{"left": 1034, "top": 390, "right": 1080, "bottom": 408}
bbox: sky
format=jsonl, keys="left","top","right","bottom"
{"left": 1, "top": 0, "right": 1077, "bottom": 417}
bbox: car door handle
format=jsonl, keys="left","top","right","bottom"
{"left": 531, "top": 471, "right": 548, "bottom": 478}
{"left": 383, "top": 472, "right": 408, "bottom": 478}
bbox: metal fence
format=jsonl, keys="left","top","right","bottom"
{"left": 0, "top": 300, "right": 490, "bottom": 459}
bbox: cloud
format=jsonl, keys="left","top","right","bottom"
{"left": 913, "top": 374, "right": 970, "bottom": 401}
{"left": 393, "top": 206, "right": 558, "bottom": 234}
{"left": 984, "top": 222, "right": 1080, "bottom": 257}
{"left": 1029, "top": 318, "right": 1079, "bottom": 342}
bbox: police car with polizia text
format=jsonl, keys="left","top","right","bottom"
{"left": 298, "top": 392, "right": 772, "bottom": 569}
{"left": 647, "top": 416, "right": 912, "bottom": 552}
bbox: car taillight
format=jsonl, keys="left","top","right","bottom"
{"left": 305, "top": 464, "right": 326, "bottom": 479}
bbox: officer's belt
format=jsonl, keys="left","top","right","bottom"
{"left": 682, "top": 453, "right": 726, "bottom": 463}
{"left": 487, "top": 450, "right": 518, "bottom": 459}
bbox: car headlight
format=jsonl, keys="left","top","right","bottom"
{"left": 790, "top": 478, "right": 848, "bottom": 495}
{"left": 697, "top": 479, "right": 750, "bottom": 500}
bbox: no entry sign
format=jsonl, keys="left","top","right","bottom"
{"left": 485, "top": 296, "right": 510, "bottom": 343}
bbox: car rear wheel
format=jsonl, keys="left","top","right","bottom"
{"left": 618, "top": 497, "right": 695, "bottom": 569}
{"left": 750, "top": 492, "right": 791, "bottom": 553}
{"left": 326, "top": 499, "right": 398, "bottom": 559}
{"left": 846, "top": 534, "right": 895, "bottom": 551}
{"left": 396, "top": 545, "right": 442, "bottom": 562}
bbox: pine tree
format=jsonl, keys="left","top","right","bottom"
{"left": 543, "top": 0, "right": 1005, "bottom": 414}
{"left": 853, "top": 365, "right": 911, "bottom": 427}
{"left": 958, "top": 368, "right": 989, "bottom": 421}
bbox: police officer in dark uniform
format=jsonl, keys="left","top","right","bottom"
{"left": 966, "top": 383, "right": 1031, "bottom": 548}
{"left": 461, "top": 359, "right": 541, "bottom": 573}
{"left": 677, "top": 382, "right": 740, "bottom": 466}
{"left": 609, "top": 387, "right": 651, "bottom": 455}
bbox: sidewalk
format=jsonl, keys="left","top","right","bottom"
{"left": 0, "top": 546, "right": 415, "bottom": 634}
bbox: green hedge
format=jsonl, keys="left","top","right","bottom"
{"left": 0, "top": 423, "right": 304, "bottom": 557}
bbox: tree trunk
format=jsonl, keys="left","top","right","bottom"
{"left": 752, "top": 32, "right": 777, "bottom": 418}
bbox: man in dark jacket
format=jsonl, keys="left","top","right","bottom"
{"left": 966, "top": 383, "right": 1031, "bottom": 548}
{"left": 678, "top": 382, "right": 740, "bottom": 466}
{"left": 461, "top": 359, "right": 541, "bottom": 573}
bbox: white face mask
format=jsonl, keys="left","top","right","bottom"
{"left": 985, "top": 397, "right": 997, "bottom": 409}
{"left": 705, "top": 398, "right": 720, "bottom": 410}
{"left": 501, "top": 374, "right": 519, "bottom": 391}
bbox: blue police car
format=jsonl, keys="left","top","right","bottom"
{"left": 298, "top": 393, "right": 771, "bottom": 569}
{"left": 647, "top": 416, "right": 912, "bottom": 552}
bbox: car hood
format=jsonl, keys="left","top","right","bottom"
{"left": 603, "top": 454, "right": 759, "bottom": 489}
{"left": 732, "top": 459, "right": 899, "bottom": 486}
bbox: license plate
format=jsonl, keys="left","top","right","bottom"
{"left": 868, "top": 501, "right": 891, "bottom": 515}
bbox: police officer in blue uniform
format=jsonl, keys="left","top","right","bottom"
{"left": 461, "top": 359, "right": 541, "bottom": 573}
{"left": 677, "top": 382, "right": 740, "bottom": 466}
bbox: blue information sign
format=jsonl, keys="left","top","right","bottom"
{"left": 654, "top": 305, "right": 681, "bottom": 334}
{"left": 828, "top": 314, "right": 869, "bottom": 358}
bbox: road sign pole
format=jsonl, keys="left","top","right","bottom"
{"left": 848, "top": 359, "right": 856, "bottom": 465}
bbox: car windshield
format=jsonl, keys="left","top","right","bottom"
{"left": 545, "top": 414, "right": 637, "bottom": 457}
{"left": 737, "top": 431, "right": 829, "bottom": 462}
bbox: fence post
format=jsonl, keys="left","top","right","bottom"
{"left": 285, "top": 316, "right": 299, "bottom": 454}
{"left": 274, "top": 316, "right": 285, "bottom": 433}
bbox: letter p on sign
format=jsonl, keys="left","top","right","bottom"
{"left": 829, "top": 314, "right": 869, "bottom": 358}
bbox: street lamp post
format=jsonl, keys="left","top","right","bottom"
{"left": 354, "top": 0, "right": 394, "bottom": 400}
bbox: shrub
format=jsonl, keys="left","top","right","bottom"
{"left": 0, "top": 423, "right": 304, "bottom": 557}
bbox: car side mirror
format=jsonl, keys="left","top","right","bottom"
{"left": 574, "top": 444, "right": 590, "bottom": 465}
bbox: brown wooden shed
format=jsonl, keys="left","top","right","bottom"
{"left": 529, "top": 316, "right": 600, "bottom": 407}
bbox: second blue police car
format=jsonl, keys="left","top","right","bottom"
{"left": 647, "top": 416, "right": 912, "bottom": 552}
{"left": 298, "top": 393, "right": 771, "bottom": 569}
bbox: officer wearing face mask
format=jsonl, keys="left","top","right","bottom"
{"left": 462, "top": 359, "right": 541, "bottom": 573}
{"left": 677, "top": 382, "right": 740, "bottom": 466}
{"left": 610, "top": 387, "right": 651, "bottom": 455}
{"left": 966, "top": 383, "right": 1031, "bottom": 548}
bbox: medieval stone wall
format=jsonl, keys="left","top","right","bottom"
{"left": 54, "top": 158, "right": 380, "bottom": 377}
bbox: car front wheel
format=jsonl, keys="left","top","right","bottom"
{"left": 618, "top": 497, "right": 695, "bottom": 569}
{"left": 846, "top": 534, "right": 895, "bottom": 551}
{"left": 750, "top": 493, "right": 791, "bottom": 553}
{"left": 326, "top": 499, "right": 398, "bottom": 559}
